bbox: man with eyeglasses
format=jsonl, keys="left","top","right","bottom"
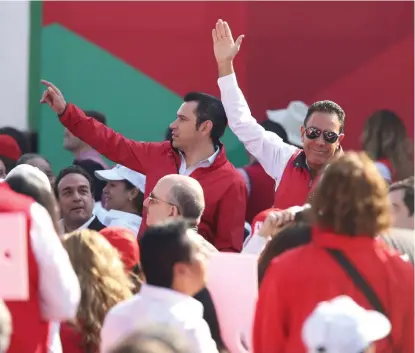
{"left": 212, "top": 20, "right": 345, "bottom": 209}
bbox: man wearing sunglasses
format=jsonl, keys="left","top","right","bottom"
{"left": 213, "top": 19, "right": 345, "bottom": 209}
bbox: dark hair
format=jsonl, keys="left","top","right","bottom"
{"left": 0, "top": 156, "right": 16, "bottom": 175}
{"left": 54, "top": 165, "right": 94, "bottom": 198}
{"left": 260, "top": 120, "right": 288, "bottom": 144}
{"left": 258, "top": 223, "right": 311, "bottom": 285}
{"left": 17, "top": 153, "right": 51, "bottom": 167}
{"left": 304, "top": 100, "right": 346, "bottom": 133}
{"left": 390, "top": 177, "right": 414, "bottom": 216}
{"left": 139, "top": 219, "right": 193, "bottom": 288}
{"left": 123, "top": 180, "right": 145, "bottom": 216}
{"left": 0, "top": 127, "right": 30, "bottom": 154}
{"left": 6, "top": 173, "right": 60, "bottom": 233}
{"left": 184, "top": 92, "right": 227, "bottom": 143}
{"left": 84, "top": 110, "right": 107, "bottom": 126}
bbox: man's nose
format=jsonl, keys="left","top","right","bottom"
{"left": 143, "top": 196, "right": 149, "bottom": 208}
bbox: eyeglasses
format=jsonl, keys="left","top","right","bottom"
{"left": 304, "top": 127, "right": 342, "bottom": 144}
{"left": 148, "top": 192, "right": 181, "bottom": 215}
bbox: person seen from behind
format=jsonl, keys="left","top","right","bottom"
{"left": 17, "top": 153, "right": 55, "bottom": 186}
{"left": 253, "top": 152, "right": 414, "bottom": 353}
{"left": 213, "top": 19, "right": 344, "bottom": 210}
{"left": 302, "top": 296, "right": 392, "bottom": 353}
{"left": 101, "top": 219, "right": 219, "bottom": 353}
{"left": 60, "top": 229, "right": 133, "bottom": 353}
{"left": 40, "top": 80, "right": 247, "bottom": 252}
{"left": 362, "top": 109, "right": 413, "bottom": 183}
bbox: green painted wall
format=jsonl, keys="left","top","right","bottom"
{"left": 39, "top": 24, "right": 248, "bottom": 173}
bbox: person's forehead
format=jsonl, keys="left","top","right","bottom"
{"left": 306, "top": 112, "right": 341, "bottom": 132}
{"left": 153, "top": 179, "right": 171, "bottom": 196}
{"left": 177, "top": 101, "right": 198, "bottom": 119}
{"left": 58, "top": 173, "right": 90, "bottom": 190}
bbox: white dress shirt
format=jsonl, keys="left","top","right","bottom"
{"left": 100, "top": 284, "right": 219, "bottom": 353}
{"left": 103, "top": 210, "right": 142, "bottom": 235}
{"left": 178, "top": 148, "right": 220, "bottom": 176}
{"left": 58, "top": 214, "right": 97, "bottom": 236}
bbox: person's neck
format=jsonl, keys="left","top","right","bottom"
{"left": 73, "top": 145, "right": 93, "bottom": 159}
{"left": 64, "top": 216, "right": 92, "bottom": 233}
{"left": 117, "top": 205, "right": 138, "bottom": 216}
{"left": 181, "top": 142, "right": 216, "bottom": 168}
{"left": 305, "top": 160, "right": 323, "bottom": 179}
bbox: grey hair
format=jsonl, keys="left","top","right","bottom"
{"left": 168, "top": 182, "right": 205, "bottom": 223}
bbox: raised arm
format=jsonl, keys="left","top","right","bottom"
{"left": 40, "top": 80, "right": 153, "bottom": 174}
{"left": 213, "top": 20, "right": 297, "bottom": 181}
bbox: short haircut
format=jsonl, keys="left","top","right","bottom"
{"left": 139, "top": 219, "right": 194, "bottom": 288}
{"left": 168, "top": 183, "right": 205, "bottom": 223}
{"left": 108, "top": 325, "right": 191, "bottom": 353}
{"left": 304, "top": 100, "right": 346, "bottom": 133}
{"left": 260, "top": 120, "right": 288, "bottom": 143}
{"left": 17, "top": 153, "right": 51, "bottom": 167}
{"left": 184, "top": 92, "right": 227, "bottom": 143}
{"left": 84, "top": 110, "right": 107, "bottom": 126}
{"left": 54, "top": 165, "right": 94, "bottom": 198}
{"left": 390, "top": 177, "right": 414, "bottom": 216}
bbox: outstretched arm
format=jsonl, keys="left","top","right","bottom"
{"left": 40, "top": 80, "right": 153, "bottom": 174}
{"left": 213, "top": 20, "right": 297, "bottom": 181}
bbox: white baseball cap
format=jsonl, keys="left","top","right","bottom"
{"left": 95, "top": 164, "right": 146, "bottom": 193}
{"left": 266, "top": 101, "right": 308, "bottom": 147}
{"left": 6, "top": 164, "right": 51, "bottom": 191}
{"left": 302, "top": 295, "right": 391, "bottom": 353}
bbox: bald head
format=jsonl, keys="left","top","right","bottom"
{"left": 157, "top": 175, "right": 205, "bottom": 224}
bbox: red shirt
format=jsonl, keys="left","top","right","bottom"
{"left": 253, "top": 227, "right": 414, "bottom": 353}
{"left": 60, "top": 103, "right": 247, "bottom": 252}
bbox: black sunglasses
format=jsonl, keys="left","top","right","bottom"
{"left": 304, "top": 127, "right": 342, "bottom": 144}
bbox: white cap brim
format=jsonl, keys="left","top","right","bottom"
{"left": 94, "top": 169, "right": 125, "bottom": 181}
{"left": 361, "top": 310, "right": 391, "bottom": 342}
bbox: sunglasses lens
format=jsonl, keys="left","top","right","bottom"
{"left": 305, "top": 127, "right": 320, "bottom": 140}
{"left": 324, "top": 131, "right": 339, "bottom": 144}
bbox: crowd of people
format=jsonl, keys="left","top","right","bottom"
{"left": 0, "top": 19, "right": 413, "bottom": 353}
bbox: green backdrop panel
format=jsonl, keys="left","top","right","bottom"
{"left": 39, "top": 24, "right": 248, "bottom": 174}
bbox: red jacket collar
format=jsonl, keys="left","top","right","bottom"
{"left": 312, "top": 226, "right": 378, "bottom": 250}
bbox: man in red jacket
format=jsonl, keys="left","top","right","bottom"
{"left": 213, "top": 19, "right": 345, "bottom": 210}
{"left": 40, "top": 81, "right": 247, "bottom": 252}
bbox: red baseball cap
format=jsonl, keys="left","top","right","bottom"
{"left": 251, "top": 208, "right": 281, "bottom": 235}
{"left": 0, "top": 135, "right": 22, "bottom": 161}
{"left": 100, "top": 227, "right": 140, "bottom": 271}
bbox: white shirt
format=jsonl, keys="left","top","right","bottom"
{"left": 218, "top": 73, "right": 298, "bottom": 191}
{"left": 178, "top": 148, "right": 220, "bottom": 176}
{"left": 103, "top": 210, "right": 142, "bottom": 235}
{"left": 58, "top": 214, "right": 97, "bottom": 235}
{"left": 100, "top": 284, "right": 219, "bottom": 353}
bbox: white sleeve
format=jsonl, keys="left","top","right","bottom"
{"left": 30, "top": 203, "right": 81, "bottom": 321}
{"left": 242, "top": 234, "right": 270, "bottom": 255}
{"left": 237, "top": 168, "right": 251, "bottom": 196}
{"left": 218, "top": 73, "right": 297, "bottom": 181}
{"left": 100, "top": 311, "right": 125, "bottom": 353}
{"left": 374, "top": 161, "right": 392, "bottom": 183}
{"left": 186, "top": 318, "right": 219, "bottom": 353}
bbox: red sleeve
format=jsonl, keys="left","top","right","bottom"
{"left": 59, "top": 103, "right": 152, "bottom": 174}
{"left": 401, "top": 264, "right": 414, "bottom": 353}
{"left": 253, "top": 259, "right": 287, "bottom": 353}
{"left": 214, "top": 176, "right": 247, "bottom": 252}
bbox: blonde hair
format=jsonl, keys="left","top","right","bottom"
{"left": 311, "top": 152, "right": 391, "bottom": 236}
{"left": 62, "top": 230, "right": 133, "bottom": 353}
{"left": 362, "top": 110, "right": 413, "bottom": 181}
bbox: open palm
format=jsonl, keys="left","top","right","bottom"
{"left": 212, "top": 19, "right": 244, "bottom": 63}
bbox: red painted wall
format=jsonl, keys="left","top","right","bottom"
{"left": 44, "top": 1, "right": 414, "bottom": 150}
